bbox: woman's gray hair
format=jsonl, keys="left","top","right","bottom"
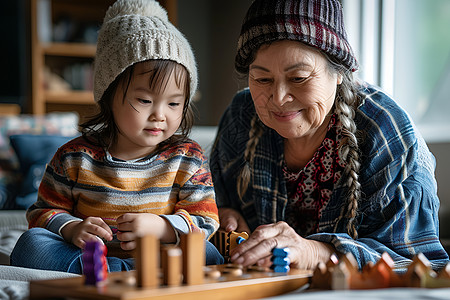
{"left": 326, "top": 56, "right": 362, "bottom": 239}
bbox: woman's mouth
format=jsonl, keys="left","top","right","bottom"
{"left": 272, "top": 110, "right": 302, "bottom": 121}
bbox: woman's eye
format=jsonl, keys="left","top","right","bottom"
{"left": 291, "top": 77, "right": 307, "bottom": 83}
{"left": 255, "top": 78, "right": 272, "bottom": 84}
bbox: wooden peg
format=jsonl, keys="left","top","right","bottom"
{"left": 339, "top": 252, "right": 359, "bottom": 274}
{"left": 221, "top": 264, "right": 244, "bottom": 277}
{"left": 437, "top": 263, "right": 450, "bottom": 279}
{"left": 337, "top": 253, "right": 362, "bottom": 289}
{"left": 180, "top": 232, "right": 205, "bottom": 285}
{"left": 331, "top": 263, "right": 351, "bottom": 290}
{"left": 310, "top": 262, "right": 332, "bottom": 290}
{"left": 405, "top": 253, "right": 432, "bottom": 288}
{"left": 310, "top": 253, "right": 339, "bottom": 290}
{"left": 211, "top": 230, "right": 227, "bottom": 256}
{"left": 161, "top": 245, "right": 182, "bottom": 286}
{"left": 135, "top": 235, "right": 159, "bottom": 288}
{"left": 204, "top": 266, "right": 221, "bottom": 279}
{"left": 360, "top": 252, "right": 393, "bottom": 289}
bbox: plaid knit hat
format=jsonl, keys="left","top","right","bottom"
{"left": 235, "top": 0, "right": 358, "bottom": 74}
{"left": 94, "top": 0, "right": 197, "bottom": 103}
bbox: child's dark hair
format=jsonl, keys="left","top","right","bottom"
{"left": 80, "top": 59, "right": 194, "bottom": 152}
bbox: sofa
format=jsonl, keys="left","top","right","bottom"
{"left": 0, "top": 111, "right": 218, "bottom": 299}
{"left": 0, "top": 112, "right": 83, "bottom": 299}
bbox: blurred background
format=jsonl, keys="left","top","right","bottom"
{"left": 341, "top": 0, "right": 450, "bottom": 243}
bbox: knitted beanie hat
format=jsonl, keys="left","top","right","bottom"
{"left": 235, "top": 0, "right": 358, "bottom": 74}
{"left": 94, "top": 0, "right": 197, "bottom": 103}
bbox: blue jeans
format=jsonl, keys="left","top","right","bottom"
{"left": 10, "top": 228, "right": 224, "bottom": 274}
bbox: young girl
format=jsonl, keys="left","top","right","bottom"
{"left": 11, "top": 0, "right": 223, "bottom": 273}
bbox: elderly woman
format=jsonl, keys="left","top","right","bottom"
{"left": 210, "top": 0, "right": 449, "bottom": 271}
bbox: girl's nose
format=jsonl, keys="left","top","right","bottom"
{"left": 149, "top": 106, "right": 165, "bottom": 122}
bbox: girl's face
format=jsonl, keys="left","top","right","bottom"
{"left": 111, "top": 62, "right": 186, "bottom": 160}
{"left": 248, "top": 40, "right": 342, "bottom": 140}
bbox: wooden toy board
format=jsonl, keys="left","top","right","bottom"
{"left": 29, "top": 265, "right": 312, "bottom": 300}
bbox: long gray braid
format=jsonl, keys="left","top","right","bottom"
{"left": 328, "top": 57, "right": 362, "bottom": 239}
{"left": 237, "top": 115, "right": 264, "bottom": 201}
{"left": 335, "top": 79, "right": 362, "bottom": 239}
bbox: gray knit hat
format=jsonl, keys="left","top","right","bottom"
{"left": 94, "top": 0, "right": 197, "bottom": 103}
{"left": 236, "top": 0, "right": 358, "bottom": 74}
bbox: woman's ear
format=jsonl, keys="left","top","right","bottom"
{"left": 337, "top": 73, "right": 343, "bottom": 85}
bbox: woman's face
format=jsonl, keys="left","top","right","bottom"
{"left": 248, "top": 40, "right": 342, "bottom": 140}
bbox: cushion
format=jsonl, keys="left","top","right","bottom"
{"left": 0, "top": 113, "right": 79, "bottom": 209}
{"left": 9, "top": 134, "right": 77, "bottom": 209}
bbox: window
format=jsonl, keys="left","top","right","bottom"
{"left": 342, "top": 0, "right": 450, "bottom": 142}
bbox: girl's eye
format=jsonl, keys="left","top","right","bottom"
{"left": 138, "top": 98, "right": 151, "bottom": 104}
{"left": 169, "top": 102, "right": 181, "bottom": 107}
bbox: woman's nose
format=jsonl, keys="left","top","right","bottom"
{"left": 272, "top": 83, "right": 293, "bottom": 106}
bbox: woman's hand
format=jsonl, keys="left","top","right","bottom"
{"left": 116, "top": 213, "right": 176, "bottom": 250}
{"left": 61, "top": 217, "right": 113, "bottom": 249}
{"left": 219, "top": 207, "right": 251, "bottom": 233}
{"left": 229, "top": 221, "right": 334, "bottom": 270}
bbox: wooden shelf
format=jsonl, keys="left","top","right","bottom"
{"left": 31, "top": 0, "right": 178, "bottom": 115}
{"left": 45, "top": 90, "right": 94, "bottom": 104}
{"left": 42, "top": 43, "right": 96, "bottom": 57}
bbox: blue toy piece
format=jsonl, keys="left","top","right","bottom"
{"left": 236, "top": 236, "right": 246, "bottom": 245}
{"left": 271, "top": 264, "right": 290, "bottom": 273}
{"left": 272, "top": 247, "right": 290, "bottom": 258}
{"left": 271, "top": 247, "right": 291, "bottom": 273}
{"left": 271, "top": 256, "right": 290, "bottom": 266}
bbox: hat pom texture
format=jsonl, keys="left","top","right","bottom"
{"left": 103, "top": 0, "right": 168, "bottom": 23}
{"left": 94, "top": 0, "right": 197, "bottom": 103}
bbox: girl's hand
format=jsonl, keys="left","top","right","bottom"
{"left": 116, "top": 213, "right": 176, "bottom": 250}
{"left": 61, "top": 217, "right": 113, "bottom": 249}
{"left": 218, "top": 207, "right": 251, "bottom": 233}
{"left": 229, "top": 221, "right": 334, "bottom": 270}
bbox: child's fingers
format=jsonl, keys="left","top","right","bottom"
{"left": 236, "top": 218, "right": 251, "bottom": 234}
{"left": 116, "top": 230, "right": 134, "bottom": 242}
{"left": 116, "top": 213, "right": 137, "bottom": 224}
{"left": 84, "top": 217, "right": 113, "bottom": 234}
{"left": 120, "top": 240, "right": 136, "bottom": 251}
{"left": 116, "top": 221, "right": 133, "bottom": 232}
{"left": 84, "top": 218, "right": 113, "bottom": 241}
{"left": 72, "top": 231, "right": 99, "bottom": 249}
{"left": 218, "top": 208, "right": 238, "bottom": 232}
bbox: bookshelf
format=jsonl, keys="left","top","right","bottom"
{"left": 30, "top": 0, "right": 177, "bottom": 118}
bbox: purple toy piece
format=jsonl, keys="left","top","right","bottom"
{"left": 82, "top": 240, "right": 108, "bottom": 285}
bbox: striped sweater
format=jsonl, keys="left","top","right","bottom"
{"left": 27, "top": 136, "right": 219, "bottom": 240}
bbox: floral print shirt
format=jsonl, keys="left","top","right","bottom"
{"left": 283, "top": 115, "right": 344, "bottom": 236}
